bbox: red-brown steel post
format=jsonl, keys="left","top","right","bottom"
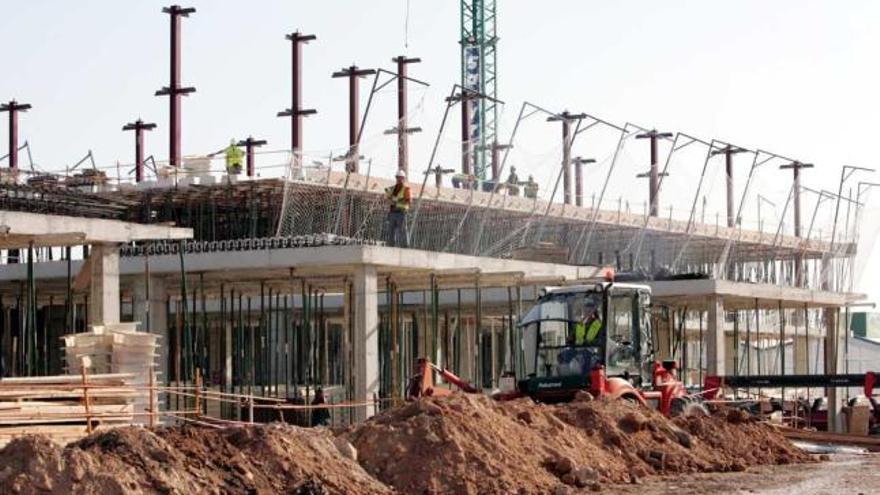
{"left": 123, "top": 119, "right": 157, "bottom": 183}
{"left": 277, "top": 32, "right": 317, "bottom": 165}
{"left": 780, "top": 161, "right": 814, "bottom": 238}
{"left": 710, "top": 145, "right": 748, "bottom": 228}
{"left": 237, "top": 137, "right": 268, "bottom": 177}
{"left": 393, "top": 56, "right": 421, "bottom": 176}
{"left": 636, "top": 129, "right": 673, "bottom": 216}
{"left": 547, "top": 111, "right": 586, "bottom": 205}
{"left": 572, "top": 157, "right": 596, "bottom": 207}
{"left": 332, "top": 65, "right": 375, "bottom": 174}
{"left": 780, "top": 161, "right": 814, "bottom": 287}
{"left": 0, "top": 100, "right": 31, "bottom": 173}
{"left": 155, "top": 5, "right": 196, "bottom": 168}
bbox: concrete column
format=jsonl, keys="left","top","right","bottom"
{"left": 88, "top": 243, "right": 120, "bottom": 326}
{"left": 824, "top": 307, "right": 844, "bottom": 432}
{"left": 352, "top": 265, "right": 379, "bottom": 421}
{"left": 706, "top": 297, "right": 726, "bottom": 376}
{"left": 133, "top": 275, "right": 168, "bottom": 382}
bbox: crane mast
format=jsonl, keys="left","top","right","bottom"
{"left": 460, "top": 0, "right": 497, "bottom": 180}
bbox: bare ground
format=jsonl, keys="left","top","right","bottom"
{"left": 607, "top": 453, "right": 880, "bottom": 495}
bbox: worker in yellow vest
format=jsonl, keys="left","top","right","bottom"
{"left": 224, "top": 139, "right": 244, "bottom": 174}
{"left": 384, "top": 169, "right": 412, "bottom": 247}
{"left": 209, "top": 139, "right": 245, "bottom": 176}
{"left": 574, "top": 309, "right": 603, "bottom": 345}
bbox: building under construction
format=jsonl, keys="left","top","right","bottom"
{"left": 0, "top": 3, "right": 873, "bottom": 440}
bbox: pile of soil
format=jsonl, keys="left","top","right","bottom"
{"left": 0, "top": 424, "right": 389, "bottom": 495}
{"left": 347, "top": 394, "right": 813, "bottom": 494}
{"left": 0, "top": 396, "right": 814, "bottom": 494}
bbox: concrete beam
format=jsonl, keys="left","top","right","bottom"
{"left": 650, "top": 279, "right": 864, "bottom": 309}
{"left": 0, "top": 211, "right": 191, "bottom": 247}
{"left": 0, "top": 245, "right": 602, "bottom": 285}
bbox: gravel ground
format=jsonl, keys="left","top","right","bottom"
{"left": 608, "top": 453, "right": 880, "bottom": 495}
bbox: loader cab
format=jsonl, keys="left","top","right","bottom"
{"left": 518, "top": 282, "right": 653, "bottom": 401}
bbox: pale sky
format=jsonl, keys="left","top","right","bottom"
{"left": 2, "top": 0, "right": 879, "bottom": 301}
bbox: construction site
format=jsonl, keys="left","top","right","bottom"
{"left": 0, "top": 2, "right": 878, "bottom": 493}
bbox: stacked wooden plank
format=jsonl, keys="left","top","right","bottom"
{"left": 0, "top": 373, "right": 137, "bottom": 447}
{"left": 63, "top": 323, "right": 160, "bottom": 425}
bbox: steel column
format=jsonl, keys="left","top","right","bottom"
{"left": 0, "top": 100, "right": 31, "bottom": 173}
{"left": 123, "top": 119, "right": 157, "bottom": 182}
{"left": 155, "top": 5, "right": 196, "bottom": 168}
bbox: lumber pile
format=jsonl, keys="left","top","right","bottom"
{"left": 63, "top": 322, "right": 159, "bottom": 425}
{"left": 0, "top": 373, "right": 137, "bottom": 447}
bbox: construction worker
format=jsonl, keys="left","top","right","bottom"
{"left": 524, "top": 175, "right": 539, "bottom": 199}
{"left": 311, "top": 387, "right": 331, "bottom": 427}
{"left": 210, "top": 138, "right": 244, "bottom": 175}
{"left": 574, "top": 309, "right": 603, "bottom": 345}
{"left": 506, "top": 166, "right": 520, "bottom": 196}
{"left": 384, "top": 169, "right": 412, "bottom": 247}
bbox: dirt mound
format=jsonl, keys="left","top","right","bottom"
{"left": 347, "top": 394, "right": 813, "bottom": 494}
{"left": 0, "top": 424, "right": 390, "bottom": 495}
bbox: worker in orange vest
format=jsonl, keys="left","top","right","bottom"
{"left": 384, "top": 169, "right": 412, "bottom": 247}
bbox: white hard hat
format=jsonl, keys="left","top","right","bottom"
{"left": 395, "top": 169, "right": 406, "bottom": 179}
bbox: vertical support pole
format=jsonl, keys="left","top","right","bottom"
{"left": 562, "top": 117, "right": 572, "bottom": 205}
{"left": 237, "top": 137, "right": 267, "bottom": 178}
{"left": 81, "top": 362, "right": 93, "bottom": 433}
{"left": 277, "top": 32, "right": 317, "bottom": 163}
{"left": 148, "top": 363, "right": 156, "bottom": 427}
{"left": 352, "top": 265, "right": 378, "bottom": 420}
{"left": 546, "top": 112, "right": 586, "bottom": 205}
{"left": 155, "top": 5, "right": 197, "bottom": 168}
{"left": 825, "top": 307, "right": 843, "bottom": 432}
{"left": 392, "top": 56, "right": 421, "bottom": 176}
{"left": 331, "top": 66, "right": 376, "bottom": 174}
{"left": 572, "top": 157, "right": 596, "bottom": 208}
{"left": 1, "top": 100, "right": 31, "bottom": 174}
{"left": 780, "top": 161, "right": 814, "bottom": 286}
{"left": 636, "top": 129, "right": 673, "bottom": 216}
{"left": 123, "top": 119, "right": 157, "bottom": 183}
{"left": 706, "top": 296, "right": 726, "bottom": 376}
{"left": 461, "top": 94, "right": 472, "bottom": 177}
